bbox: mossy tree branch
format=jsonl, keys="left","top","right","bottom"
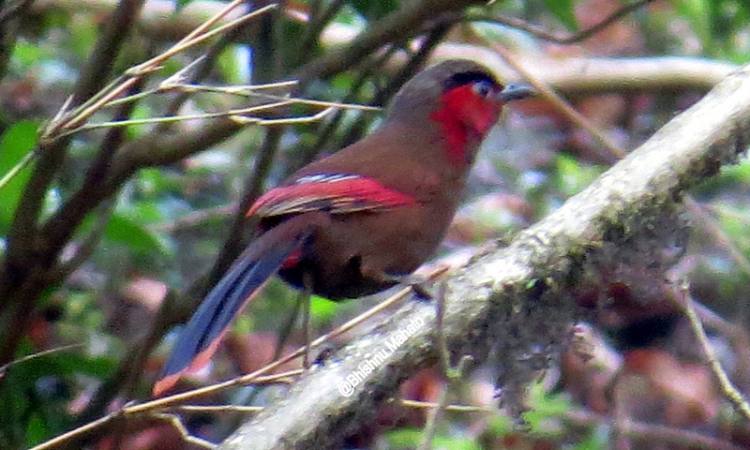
{"left": 219, "top": 64, "right": 750, "bottom": 450}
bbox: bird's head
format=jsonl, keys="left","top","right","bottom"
{"left": 386, "top": 59, "right": 534, "bottom": 166}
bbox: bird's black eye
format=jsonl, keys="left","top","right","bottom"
{"left": 472, "top": 80, "right": 495, "bottom": 98}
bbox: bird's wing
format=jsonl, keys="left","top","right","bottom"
{"left": 247, "top": 173, "right": 416, "bottom": 218}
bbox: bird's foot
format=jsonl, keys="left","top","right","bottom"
{"left": 387, "top": 273, "right": 433, "bottom": 301}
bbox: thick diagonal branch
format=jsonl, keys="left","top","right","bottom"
{"left": 219, "top": 66, "right": 750, "bottom": 449}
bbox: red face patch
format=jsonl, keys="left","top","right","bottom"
{"left": 430, "top": 83, "right": 502, "bottom": 166}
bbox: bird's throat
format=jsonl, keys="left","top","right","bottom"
{"left": 430, "top": 87, "right": 495, "bottom": 167}
{"left": 431, "top": 108, "right": 470, "bottom": 166}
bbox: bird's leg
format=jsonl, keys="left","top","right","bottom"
{"left": 388, "top": 273, "right": 433, "bottom": 301}
{"left": 301, "top": 271, "right": 314, "bottom": 369}
{"left": 360, "top": 263, "right": 434, "bottom": 300}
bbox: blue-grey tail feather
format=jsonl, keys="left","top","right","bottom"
{"left": 159, "top": 233, "right": 304, "bottom": 382}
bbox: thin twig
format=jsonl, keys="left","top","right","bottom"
{"left": 0, "top": 343, "right": 84, "bottom": 377}
{"left": 103, "top": 81, "right": 299, "bottom": 108}
{"left": 175, "top": 405, "right": 264, "bottom": 414}
{"left": 417, "top": 356, "right": 472, "bottom": 450}
{"left": 61, "top": 95, "right": 373, "bottom": 138}
{"left": 152, "top": 413, "right": 217, "bottom": 449}
{"left": 492, "top": 43, "right": 624, "bottom": 159}
{"left": 128, "top": 3, "right": 275, "bottom": 77}
{"left": 231, "top": 106, "right": 335, "bottom": 126}
{"left": 28, "top": 413, "right": 116, "bottom": 450}
{"left": 400, "top": 399, "right": 490, "bottom": 413}
{"left": 672, "top": 284, "right": 750, "bottom": 422}
{"left": 434, "top": 282, "right": 451, "bottom": 377}
{"left": 418, "top": 282, "right": 473, "bottom": 450}
{"left": 0, "top": 149, "right": 36, "bottom": 191}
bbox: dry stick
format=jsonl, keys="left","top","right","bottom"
{"left": 46, "top": 3, "right": 276, "bottom": 138}
{"left": 0, "top": 343, "right": 84, "bottom": 378}
{"left": 469, "top": 0, "right": 655, "bottom": 45}
{"left": 103, "top": 81, "right": 300, "bottom": 108}
{"left": 0, "top": 0, "right": 147, "bottom": 372}
{"left": 301, "top": 272, "right": 314, "bottom": 369}
{"left": 29, "top": 413, "right": 117, "bottom": 450}
{"left": 401, "top": 399, "right": 489, "bottom": 413}
{"left": 152, "top": 413, "right": 217, "bottom": 449}
{"left": 131, "top": 288, "right": 424, "bottom": 414}
{"left": 63, "top": 96, "right": 378, "bottom": 136}
{"left": 418, "top": 283, "right": 473, "bottom": 450}
{"left": 493, "top": 44, "right": 624, "bottom": 159}
{"left": 127, "top": 1, "right": 269, "bottom": 76}
{"left": 0, "top": 150, "right": 35, "bottom": 190}
{"left": 61, "top": 100, "right": 293, "bottom": 135}
{"left": 674, "top": 285, "right": 750, "bottom": 422}
{"left": 176, "top": 405, "right": 264, "bottom": 414}
{"left": 230, "top": 106, "right": 335, "bottom": 126}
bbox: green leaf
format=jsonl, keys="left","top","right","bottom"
{"left": 11, "top": 40, "right": 51, "bottom": 70}
{"left": 523, "top": 382, "right": 571, "bottom": 436}
{"left": 670, "top": 0, "right": 712, "bottom": 46}
{"left": 104, "top": 213, "right": 169, "bottom": 254}
{"left": 573, "top": 427, "right": 609, "bottom": 450}
{"left": 544, "top": 0, "right": 579, "bottom": 31}
{"left": 217, "top": 45, "right": 245, "bottom": 85}
{"left": 25, "top": 413, "right": 46, "bottom": 447}
{"left": 0, "top": 121, "right": 39, "bottom": 232}
{"left": 385, "top": 428, "right": 482, "bottom": 450}
{"left": 310, "top": 295, "right": 339, "bottom": 323}
{"left": 555, "top": 154, "right": 603, "bottom": 197}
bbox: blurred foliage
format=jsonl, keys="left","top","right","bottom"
{"left": 0, "top": 121, "right": 38, "bottom": 232}
{"left": 1, "top": 0, "right": 749, "bottom": 449}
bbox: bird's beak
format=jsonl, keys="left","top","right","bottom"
{"left": 497, "top": 83, "right": 535, "bottom": 102}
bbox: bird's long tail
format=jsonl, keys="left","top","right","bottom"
{"left": 153, "top": 214, "right": 320, "bottom": 396}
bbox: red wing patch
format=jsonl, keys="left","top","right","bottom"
{"left": 247, "top": 174, "right": 416, "bottom": 218}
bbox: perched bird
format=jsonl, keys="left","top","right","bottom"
{"left": 153, "top": 59, "right": 533, "bottom": 396}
